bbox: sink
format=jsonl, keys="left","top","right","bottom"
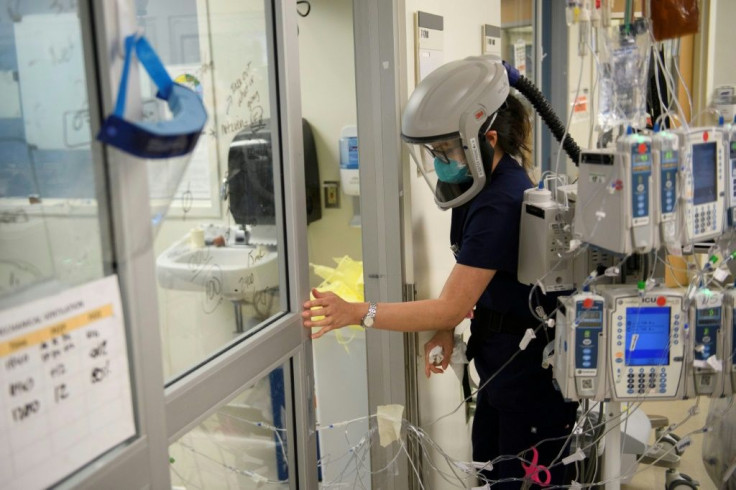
{"left": 156, "top": 235, "right": 279, "bottom": 303}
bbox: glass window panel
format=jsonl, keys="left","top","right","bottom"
{"left": 0, "top": 2, "right": 137, "bottom": 487}
{"left": 138, "top": 0, "right": 287, "bottom": 381}
{"left": 169, "top": 364, "right": 290, "bottom": 488}
{"left": 0, "top": 3, "right": 109, "bottom": 310}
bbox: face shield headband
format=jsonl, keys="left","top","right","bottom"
{"left": 97, "top": 34, "right": 207, "bottom": 159}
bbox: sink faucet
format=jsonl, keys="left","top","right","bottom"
{"left": 220, "top": 172, "right": 229, "bottom": 202}
{"left": 221, "top": 169, "right": 244, "bottom": 202}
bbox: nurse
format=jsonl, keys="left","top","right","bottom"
{"left": 302, "top": 56, "right": 577, "bottom": 488}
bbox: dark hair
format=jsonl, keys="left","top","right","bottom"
{"left": 488, "top": 93, "right": 532, "bottom": 171}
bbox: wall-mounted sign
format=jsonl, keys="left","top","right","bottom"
{"left": 0, "top": 275, "right": 135, "bottom": 490}
{"left": 482, "top": 24, "right": 501, "bottom": 57}
{"left": 415, "top": 11, "right": 444, "bottom": 83}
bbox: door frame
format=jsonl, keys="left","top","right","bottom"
{"left": 353, "top": 1, "right": 418, "bottom": 488}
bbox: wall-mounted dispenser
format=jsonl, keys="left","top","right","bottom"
{"left": 227, "top": 118, "right": 321, "bottom": 226}
{"left": 339, "top": 125, "right": 359, "bottom": 196}
{"left": 339, "top": 125, "right": 361, "bottom": 227}
{"left": 303, "top": 119, "right": 322, "bottom": 224}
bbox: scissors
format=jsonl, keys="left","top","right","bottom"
{"left": 521, "top": 446, "right": 551, "bottom": 489}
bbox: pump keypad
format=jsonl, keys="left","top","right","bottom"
{"left": 694, "top": 203, "right": 718, "bottom": 235}
{"left": 626, "top": 367, "right": 668, "bottom": 395}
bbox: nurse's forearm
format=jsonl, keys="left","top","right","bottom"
{"left": 302, "top": 264, "right": 493, "bottom": 337}
{"left": 352, "top": 298, "right": 464, "bottom": 332}
{"left": 355, "top": 264, "right": 495, "bottom": 332}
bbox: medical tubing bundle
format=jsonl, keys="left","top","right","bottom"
{"left": 503, "top": 61, "right": 583, "bottom": 165}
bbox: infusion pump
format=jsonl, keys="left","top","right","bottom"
{"left": 574, "top": 133, "right": 655, "bottom": 255}
{"left": 675, "top": 127, "right": 725, "bottom": 244}
{"left": 604, "top": 288, "right": 687, "bottom": 402}
{"left": 569, "top": 127, "right": 726, "bottom": 257}
{"left": 554, "top": 293, "right": 607, "bottom": 401}
{"left": 684, "top": 290, "right": 724, "bottom": 397}
{"left": 554, "top": 288, "right": 688, "bottom": 402}
{"left": 651, "top": 130, "right": 680, "bottom": 245}
{"left": 553, "top": 287, "right": 736, "bottom": 402}
{"left": 518, "top": 187, "right": 574, "bottom": 291}
{"left": 727, "top": 125, "right": 736, "bottom": 228}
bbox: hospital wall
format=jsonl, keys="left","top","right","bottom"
{"left": 402, "top": 1, "right": 501, "bottom": 487}
{"left": 710, "top": 0, "right": 736, "bottom": 99}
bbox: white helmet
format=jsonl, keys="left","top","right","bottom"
{"left": 402, "top": 55, "right": 509, "bottom": 209}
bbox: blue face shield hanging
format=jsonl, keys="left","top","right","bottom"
{"left": 434, "top": 158, "right": 472, "bottom": 183}
{"left": 97, "top": 34, "right": 207, "bottom": 158}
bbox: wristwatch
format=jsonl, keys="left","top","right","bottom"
{"left": 361, "top": 302, "right": 377, "bottom": 328}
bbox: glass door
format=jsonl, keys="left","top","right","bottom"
{"left": 130, "top": 0, "right": 318, "bottom": 487}
{"left": 1, "top": 0, "right": 316, "bottom": 488}
{"left": 0, "top": 1, "right": 165, "bottom": 488}
{"left": 138, "top": 0, "right": 290, "bottom": 386}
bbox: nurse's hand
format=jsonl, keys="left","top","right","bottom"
{"left": 302, "top": 288, "right": 359, "bottom": 339}
{"left": 424, "top": 330, "right": 454, "bottom": 377}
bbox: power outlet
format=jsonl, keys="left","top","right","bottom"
{"left": 324, "top": 181, "right": 340, "bottom": 208}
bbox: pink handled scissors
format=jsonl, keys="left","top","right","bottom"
{"left": 521, "top": 447, "right": 551, "bottom": 489}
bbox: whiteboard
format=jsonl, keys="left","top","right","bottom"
{"left": 14, "top": 13, "right": 91, "bottom": 150}
{"left": 0, "top": 275, "right": 135, "bottom": 490}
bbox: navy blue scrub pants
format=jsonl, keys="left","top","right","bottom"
{"left": 469, "top": 331, "right": 578, "bottom": 489}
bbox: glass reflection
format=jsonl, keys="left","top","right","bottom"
{"left": 138, "top": 0, "right": 286, "bottom": 380}
{"left": 169, "top": 365, "right": 290, "bottom": 488}
{"left": 0, "top": 2, "right": 106, "bottom": 309}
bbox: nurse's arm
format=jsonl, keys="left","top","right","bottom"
{"left": 302, "top": 263, "right": 495, "bottom": 339}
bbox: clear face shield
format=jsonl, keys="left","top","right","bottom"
{"left": 406, "top": 133, "right": 481, "bottom": 208}
{"left": 97, "top": 35, "right": 207, "bottom": 235}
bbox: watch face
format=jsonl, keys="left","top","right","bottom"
{"left": 363, "top": 316, "right": 374, "bottom": 328}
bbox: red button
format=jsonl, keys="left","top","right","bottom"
{"left": 703, "top": 132, "right": 709, "bottom": 142}
{"left": 475, "top": 110, "right": 485, "bottom": 120}
{"left": 656, "top": 296, "right": 666, "bottom": 306}
{"left": 638, "top": 143, "right": 647, "bottom": 154}
{"left": 583, "top": 298, "right": 594, "bottom": 309}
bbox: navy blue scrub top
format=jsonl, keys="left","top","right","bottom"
{"left": 450, "top": 154, "right": 540, "bottom": 320}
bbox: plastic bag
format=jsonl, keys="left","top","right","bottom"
{"left": 650, "top": 0, "right": 699, "bottom": 41}
{"left": 701, "top": 396, "right": 736, "bottom": 489}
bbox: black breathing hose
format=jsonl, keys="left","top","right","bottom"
{"left": 503, "top": 61, "right": 583, "bottom": 166}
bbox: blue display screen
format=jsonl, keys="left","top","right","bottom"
{"left": 693, "top": 142, "right": 717, "bottom": 205}
{"left": 625, "top": 307, "right": 670, "bottom": 366}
